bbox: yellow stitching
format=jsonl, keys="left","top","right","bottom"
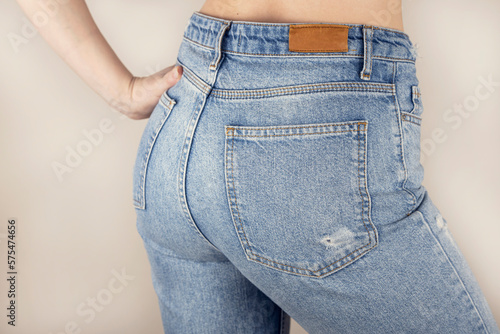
{"left": 213, "top": 89, "right": 393, "bottom": 98}
{"left": 361, "top": 123, "right": 377, "bottom": 244}
{"left": 220, "top": 50, "right": 414, "bottom": 62}
{"left": 226, "top": 121, "right": 366, "bottom": 132}
{"left": 182, "top": 37, "right": 415, "bottom": 62}
{"left": 290, "top": 25, "right": 348, "bottom": 29}
{"left": 249, "top": 239, "right": 373, "bottom": 275}
{"left": 215, "top": 83, "right": 393, "bottom": 93}
{"left": 290, "top": 49, "right": 349, "bottom": 52}
{"left": 359, "top": 122, "right": 378, "bottom": 247}
{"left": 212, "top": 84, "right": 394, "bottom": 99}
{"left": 180, "top": 58, "right": 395, "bottom": 98}
{"left": 213, "top": 86, "right": 394, "bottom": 95}
{"left": 230, "top": 129, "right": 360, "bottom": 138}
{"left": 212, "top": 88, "right": 393, "bottom": 99}
{"left": 183, "top": 67, "right": 208, "bottom": 88}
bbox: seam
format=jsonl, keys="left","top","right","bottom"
{"left": 280, "top": 309, "right": 284, "bottom": 334}
{"left": 290, "top": 25, "right": 347, "bottom": 30}
{"left": 416, "top": 210, "right": 491, "bottom": 334}
{"left": 183, "top": 74, "right": 210, "bottom": 95}
{"left": 182, "top": 36, "right": 214, "bottom": 51}
{"left": 393, "top": 63, "right": 417, "bottom": 214}
{"left": 357, "top": 122, "right": 374, "bottom": 246}
{"left": 214, "top": 85, "right": 393, "bottom": 96}
{"left": 211, "top": 82, "right": 395, "bottom": 100}
{"left": 227, "top": 121, "right": 367, "bottom": 132}
{"left": 182, "top": 36, "right": 415, "bottom": 62}
{"left": 222, "top": 49, "right": 416, "bottom": 62}
{"left": 175, "top": 20, "right": 230, "bottom": 253}
{"left": 280, "top": 309, "right": 290, "bottom": 334}
{"left": 159, "top": 91, "right": 177, "bottom": 110}
{"left": 215, "top": 82, "right": 394, "bottom": 92}
{"left": 360, "top": 121, "right": 378, "bottom": 245}
{"left": 177, "top": 97, "right": 221, "bottom": 252}
{"left": 176, "top": 59, "right": 211, "bottom": 95}
{"left": 224, "top": 47, "right": 414, "bottom": 62}
{"left": 228, "top": 129, "right": 361, "bottom": 138}
{"left": 291, "top": 48, "right": 348, "bottom": 52}
{"left": 184, "top": 71, "right": 210, "bottom": 95}
{"left": 134, "top": 106, "right": 174, "bottom": 210}
{"left": 249, "top": 240, "right": 373, "bottom": 276}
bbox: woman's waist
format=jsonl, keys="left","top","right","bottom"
{"left": 199, "top": 0, "right": 404, "bottom": 32}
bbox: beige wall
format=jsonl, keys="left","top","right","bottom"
{"left": 1, "top": 1, "right": 498, "bottom": 333}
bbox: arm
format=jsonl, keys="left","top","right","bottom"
{"left": 15, "top": 0, "right": 182, "bottom": 120}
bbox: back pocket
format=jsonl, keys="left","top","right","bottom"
{"left": 225, "top": 120, "right": 378, "bottom": 278}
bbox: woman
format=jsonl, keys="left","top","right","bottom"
{"left": 15, "top": 0, "right": 499, "bottom": 333}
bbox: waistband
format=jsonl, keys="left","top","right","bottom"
{"left": 183, "top": 11, "right": 417, "bottom": 64}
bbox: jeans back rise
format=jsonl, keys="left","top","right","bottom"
{"left": 132, "top": 11, "right": 499, "bottom": 334}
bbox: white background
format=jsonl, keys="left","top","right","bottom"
{"left": 1, "top": 0, "right": 499, "bottom": 333}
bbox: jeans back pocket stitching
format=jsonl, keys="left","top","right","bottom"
{"left": 225, "top": 121, "right": 378, "bottom": 278}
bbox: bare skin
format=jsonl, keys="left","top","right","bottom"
{"left": 199, "top": 0, "right": 404, "bottom": 31}
{"left": 15, "top": 0, "right": 404, "bottom": 120}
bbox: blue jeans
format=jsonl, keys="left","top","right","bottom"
{"left": 132, "top": 11, "right": 499, "bottom": 334}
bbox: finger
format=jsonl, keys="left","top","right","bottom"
{"left": 141, "top": 65, "right": 183, "bottom": 97}
{"left": 164, "top": 65, "right": 182, "bottom": 84}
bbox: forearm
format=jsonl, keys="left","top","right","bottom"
{"left": 16, "top": 0, "right": 133, "bottom": 105}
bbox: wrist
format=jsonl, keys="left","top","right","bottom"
{"left": 106, "top": 73, "right": 136, "bottom": 116}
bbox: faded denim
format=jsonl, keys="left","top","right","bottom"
{"left": 132, "top": 11, "right": 500, "bottom": 334}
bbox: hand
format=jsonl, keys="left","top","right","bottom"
{"left": 113, "top": 65, "right": 183, "bottom": 120}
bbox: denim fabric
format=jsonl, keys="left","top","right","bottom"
{"left": 132, "top": 11, "right": 499, "bottom": 334}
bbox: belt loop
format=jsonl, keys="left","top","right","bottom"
{"left": 209, "top": 20, "right": 232, "bottom": 72}
{"left": 360, "top": 25, "right": 374, "bottom": 81}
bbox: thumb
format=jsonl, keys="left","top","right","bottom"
{"left": 163, "top": 65, "right": 183, "bottom": 84}
{"left": 143, "top": 65, "right": 182, "bottom": 96}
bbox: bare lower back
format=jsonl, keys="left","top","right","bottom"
{"left": 199, "top": 0, "right": 404, "bottom": 32}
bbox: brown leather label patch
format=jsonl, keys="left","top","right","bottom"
{"left": 289, "top": 24, "right": 349, "bottom": 52}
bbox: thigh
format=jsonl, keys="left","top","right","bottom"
{"left": 141, "top": 239, "right": 287, "bottom": 334}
